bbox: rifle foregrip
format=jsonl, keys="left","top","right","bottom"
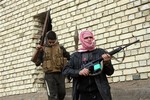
{"left": 108, "top": 47, "right": 122, "bottom": 56}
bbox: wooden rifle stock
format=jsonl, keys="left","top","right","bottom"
{"left": 31, "top": 9, "right": 52, "bottom": 63}
{"left": 31, "top": 48, "right": 41, "bottom": 63}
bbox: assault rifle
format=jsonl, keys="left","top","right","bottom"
{"left": 31, "top": 9, "right": 52, "bottom": 63}
{"left": 82, "top": 40, "right": 140, "bottom": 76}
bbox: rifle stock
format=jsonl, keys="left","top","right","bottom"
{"left": 31, "top": 9, "right": 52, "bottom": 63}
{"left": 31, "top": 49, "right": 40, "bottom": 63}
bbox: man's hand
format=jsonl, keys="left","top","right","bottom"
{"left": 102, "top": 53, "right": 112, "bottom": 66}
{"left": 102, "top": 53, "right": 111, "bottom": 61}
{"left": 79, "top": 68, "right": 89, "bottom": 76}
{"left": 36, "top": 45, "right": 43, "bottom": 50}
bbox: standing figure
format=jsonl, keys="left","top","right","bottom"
{"left": 62, "top": 30, "right": 114, "bottom": 100}
{"left": 35, "top": 31, "right": 70, "bottom": 100}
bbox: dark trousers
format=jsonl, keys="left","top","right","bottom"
{"left": 44, "top": 72, "right": 66, "bottom": 100}
{"left": 79, "top": 91, "right": 103, "bottom": 100}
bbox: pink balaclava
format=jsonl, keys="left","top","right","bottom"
{"left": 78, "top": 30, "right": 96, "bottom": 52}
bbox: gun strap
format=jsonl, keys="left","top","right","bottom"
{"left": 112, "top": 49, "right": 125, "bottom": 63}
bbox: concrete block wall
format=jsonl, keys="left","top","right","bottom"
{"left": 0, "top": 0, "right": 150, "bottom": 99}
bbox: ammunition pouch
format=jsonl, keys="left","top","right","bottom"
{"left": 42, "top": 44, "right": 67, "bottom": 72}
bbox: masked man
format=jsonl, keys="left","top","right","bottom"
{"left": 62, "top": 30, "right": 114, "bottom": 100}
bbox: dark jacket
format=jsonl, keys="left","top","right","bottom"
{"left": 62, "top": 48, "right": 114, "bottom": 100}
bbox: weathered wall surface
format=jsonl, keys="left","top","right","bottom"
{"left": 0, "top": 0, "right": 150, "bottom": 99}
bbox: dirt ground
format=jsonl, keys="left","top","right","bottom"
{"left": 110, "top": 79, "right": 150, "bottom": 100}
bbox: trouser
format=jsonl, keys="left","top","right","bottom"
{"left": 79, "top": 91, "right": 103, "bottom": 100}
{"left": 44, "top": 72, "right": 66, "bottom": 100}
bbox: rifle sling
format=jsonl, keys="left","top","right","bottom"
{"left": 112, "top": 49, "right": 125, "bottom": 63}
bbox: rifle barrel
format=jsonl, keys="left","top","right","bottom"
{"left": 122, "top": 40, "right": 140, "bottom": 49}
